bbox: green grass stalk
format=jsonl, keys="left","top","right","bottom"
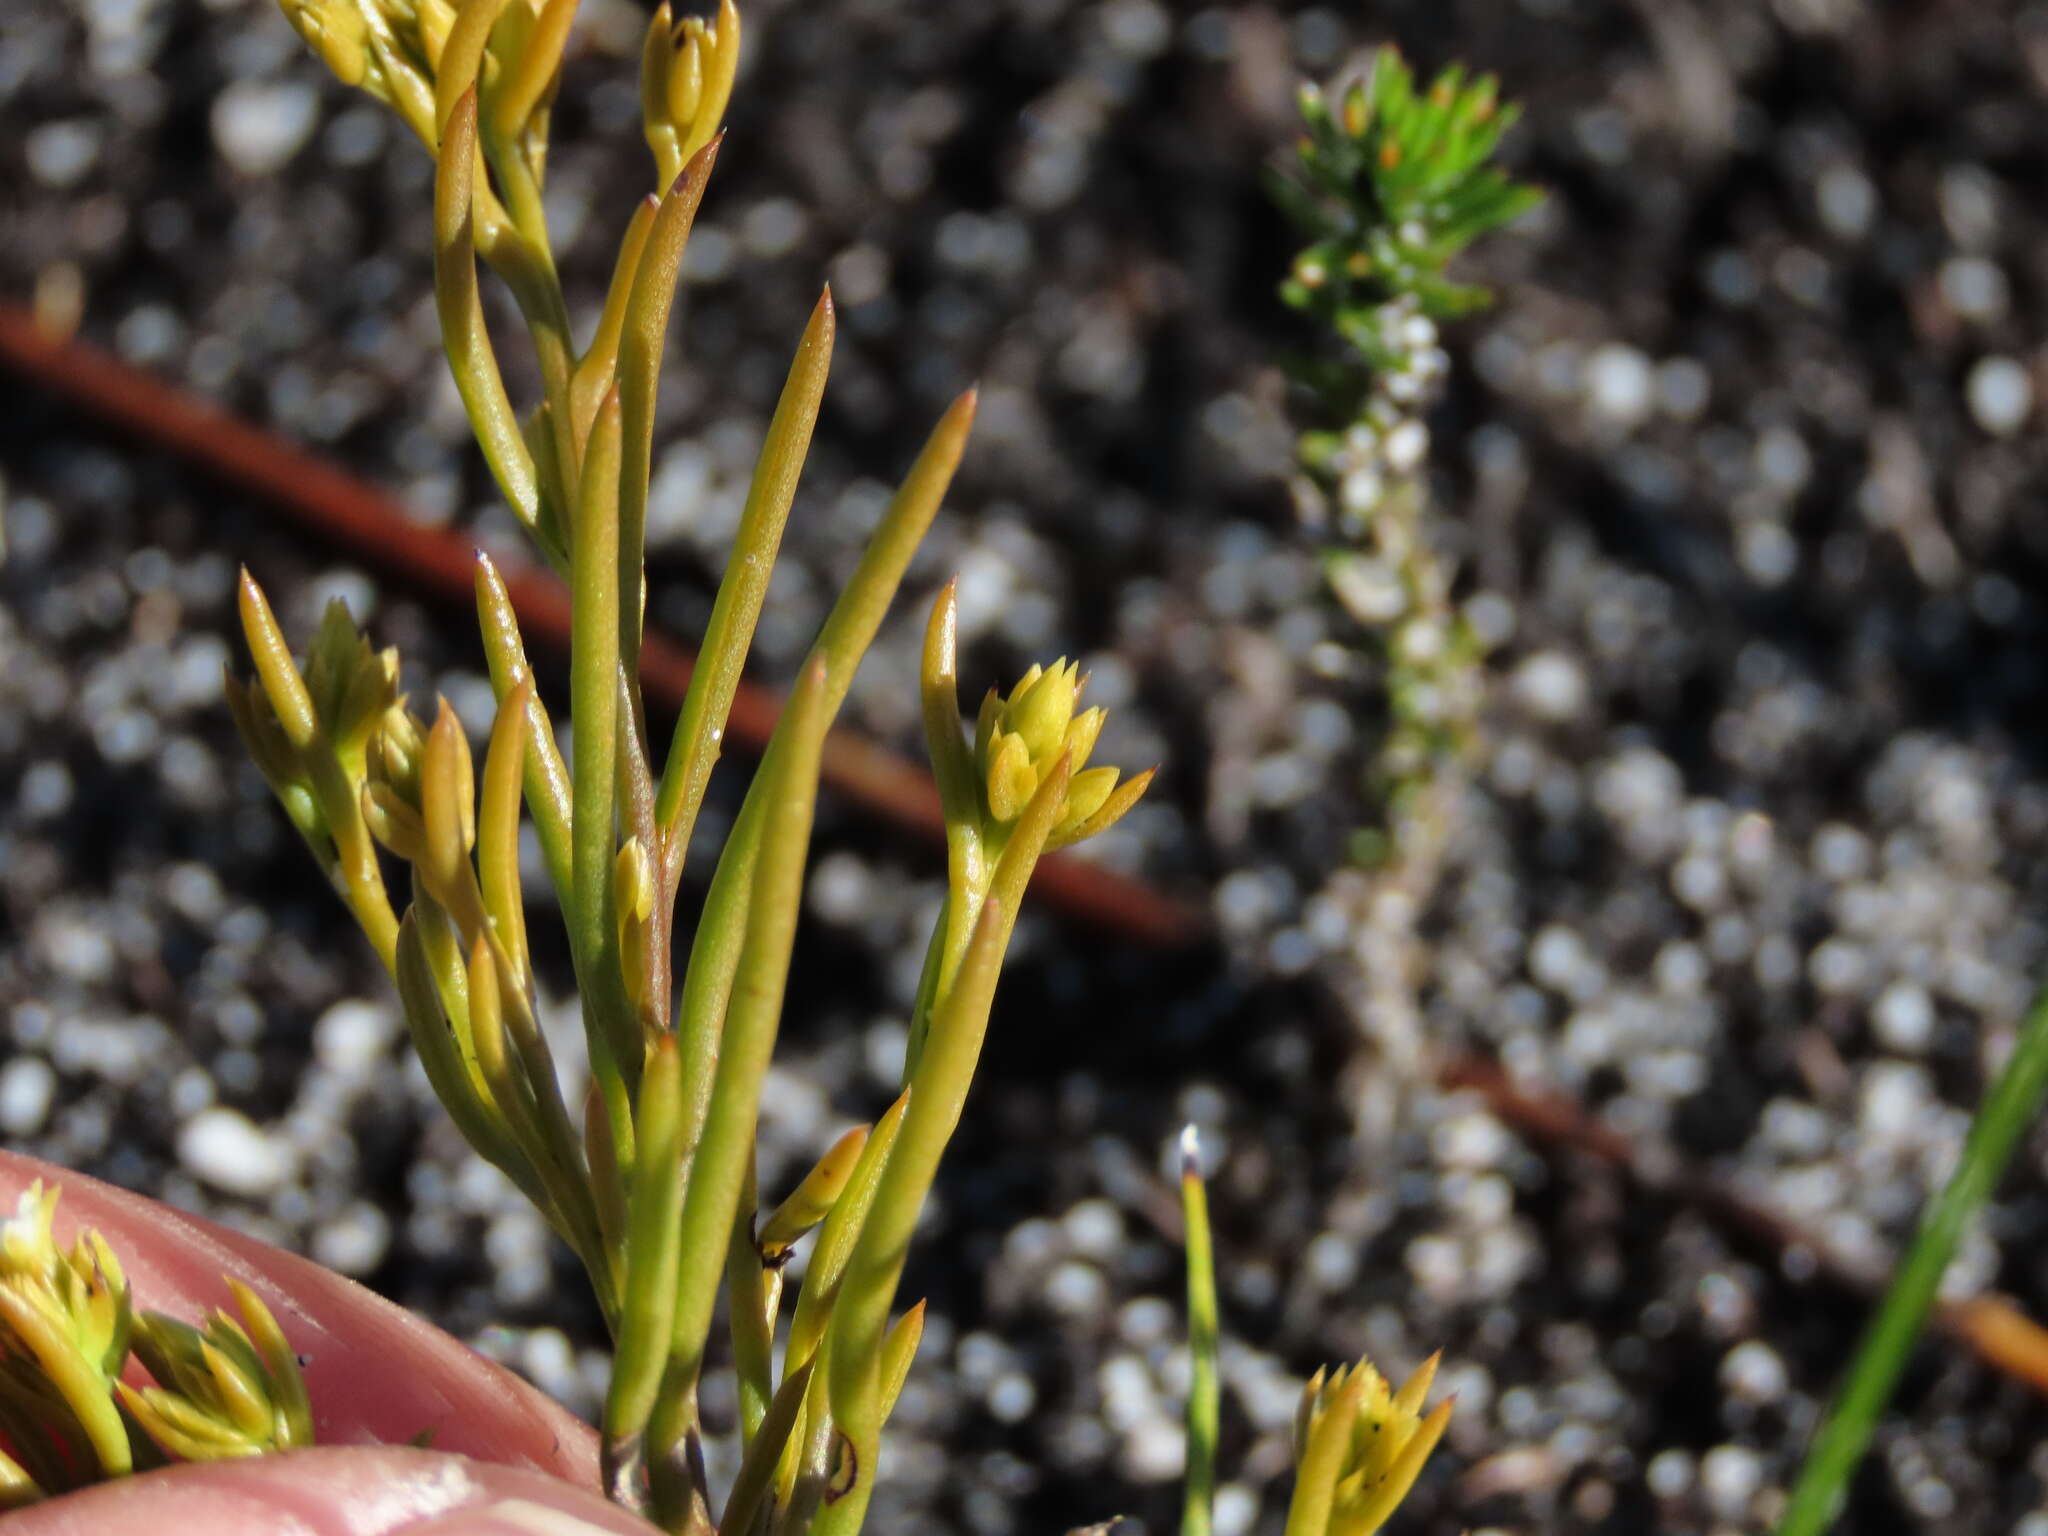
{"left": 1181, "top": 1126, "right": 1219, "bottom": 1536}
{"left": 1778, "top": 986, "right": 2048, "bottom": 1536}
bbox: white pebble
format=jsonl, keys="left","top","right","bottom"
{"left": 1871, "top": 982, "right": 1935, "bottom": 1054}
{"left": 1102, "top": 0, "right": 1171, "bottom": 58}
{"left": 1529, "top": 925, "right": 1601, "bottom": 998}
{"left": 17, "top": 761, "right": 72, "bottom": 822}
{"left": 1940, "top": 256, "right": 2009, "bottom": 322}
{"left": 988, "top": 1371, "right": 1036, "bottom": 1423}
{"left": 1120, "top": 1415, "right": 1186, "bottom": 1483}
{"left": 1043, "top": 1260, "right": 1108, "bottom": 1318}
{"left": 1860, "top": 1062, "right": 1933, "bottom": 1141}
{"left": 1645, "top": 1447, "right": 1694, "bottom": 1499}
{"left": 864, "top": 1019, "right": 907, "bottom": 1087}
{"left": 311, "top": 1201, "right": 392, "bottom": 1275}
{"left": 1117, "top": 1297, "right": 1175, "bottom": 1345}
{"left": 1760, "top": 1098, "right": 1832, "bottom": 1159}
{"left": 739, "top": 197, "right": 807, "bottom": 260}
{"left": 1720, "top": 1340, "right": 1788, "bottom": 1404}
{"left": 1808, "top": 938, "right": 1869, "bottom": 997}
{"left": 1816, "top": 164, "right": 1876, "bottom": 241}
{"left": 1653, "top": 941, "right": 1708, "bottom": 997}
{"left": 1966, "top": 355, "right": 2032, "bottom": 436}
{"left": 1737, "top": 521, "right": 1798, "bottom": 587}
{"left": 1657, "top": 357, "right": 1711, "bottom": 420}
{"left": 1097, "top": 1353, "right": 1157, "bottom": 1430}
{"left": 1062, "top": 1199, "right": 1123, "bottom": 1261}
{"left": 1304, "top": 1231, "right": 1358, "bottom": 1291}
{"left": 1383, "top": 420, "right": 1429, "bottom": 475}
{"left": 37, "top": 913, "right": 115, "bottom": 984}
{"left": 1584, "top": 344, "right": 1655, "bottom": 429}
{"left": 1214, "top": 1484, "right": 1257, "bottom": 1536}
{"left": 808, "top": 851, "right": 872, "bottom": 926}
{"left": 0, "top": 1057, "right": 56, "bottom": 1136}
{"left": 1405, "top": 1233, "right": 1464, "bottom": 1300}
{"left": 1432, "top": 1111, "right": 1511, "bottom": 1170}
{"left": 178, "top": 1107, "right": 299, "bottom": 1197}
{"left": 1672, "top": 853, "right": 1728, "bottom": 911}
{"left": 212, "top": 81, "right": 320, "bottom": 178}
{"left": 25, "top": 119, "right": 102, "bottom": 189}
{"left": 1699, "top": 1444, "right": 1762, "bottom": 1520}
{"left": 1812, "top": 822, "right": 1871, "bottom": 882}
{"left": 313, "top": 999, "right": 395, "bottom": 1078}
{"left": 1512, "top": 651, "right": 1590, "bottom": 723}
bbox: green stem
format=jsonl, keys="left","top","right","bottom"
{"left": 666, "top": 658, "right": 831, "bottom": 1422}
{"left": 571, "top": 385, "right": 641, "bottom": 1119}
{"left": 1181, "top": 1128, "right": 1218, "bottom": 1536}
{"left": 1778, "top": 986, "right": 2048, "bottom": 1536}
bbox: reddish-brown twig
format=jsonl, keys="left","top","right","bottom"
{"left": 0, "top": 303, "right": 1204, "bottom": 946}
{"left": 1440, "top": 1053, "right": 2048, "bottom": 1396}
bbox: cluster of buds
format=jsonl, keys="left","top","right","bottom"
{"left": 227, "top": 577, "right": 405, "bottom": 970}
{"left": 119, "top": 1285, "right": 315, "bottom": 1464}
{"left": 1288, "top": 1352, "right": 1453, "bottom": 1535}
{"left": 640, "top": 0, "right": 740, "bottom": 194}
{"left": 231, "top": 561, "right": 612, "bottom": 1315}
{"left": 277, "top": 0, "right": 571, "bottom": 167}
{"left": 971, "top": 657, "right": 1148, "bottom": 849}
{"left": 0, "top": 1183, "right": 312, "bottom": 1506}
{"left": 0, "top": 1184, "right": 132, "bottom": 1503}
{"left": 911, "top": 585, "right": 1153, "bottom": 1070}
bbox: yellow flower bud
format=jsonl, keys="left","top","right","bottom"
{"left": 1053, "top": 765, "right": 1119, "bottom": 838}
{"left": 1061, "top": 705, "right": 1105, "bottom": 774}
{"left": 1004, "top": 657, "right": 1077, "bottom": 764}
{"left": 665, "top": 28, "right": 703, "bottom": 130}
{"left": 369, "top": 701, "right": 428, "bottom": 812}
{"left": 984, "top": 731, "right": 1038, "bottom": 823}
{"left": 1288, "top": 1351, "right": 1452, "bottom": 1536}
{"left": 614, "top": 836, "right": 656, "bottom": 1015}
{"left": 279, "top": 0, "right": 373, "bottom": 89}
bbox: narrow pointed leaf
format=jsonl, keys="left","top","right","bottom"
{"left": 434, "top": 86, "right": 541, "bottom": 528}
{"left": 654, "top": 289, "right": 834, "bottom": 851}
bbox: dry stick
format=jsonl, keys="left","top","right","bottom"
{"left": 1438, "top": 1054, "right": 2048, "bottom": 1396}
{"left": 0, "top": 303, "right": 1202, "bottom": 948}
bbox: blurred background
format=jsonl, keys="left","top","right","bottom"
{"left": 5, "top": 0, "right": 2048, "bottom": 1531}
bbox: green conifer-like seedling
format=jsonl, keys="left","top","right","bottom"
{"left": 1272, "top": 49, "right": 1540, "bottom": 862}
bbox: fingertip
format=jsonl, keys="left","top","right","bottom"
{"left": 3, "top": 1448, "right": 651, "bottom": 1536}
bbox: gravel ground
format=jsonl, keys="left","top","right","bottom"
{"left": 8, "top": 0, "right": 2048, "bottom": 1532}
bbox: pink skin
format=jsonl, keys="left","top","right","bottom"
{"left": 0, "top": 1150, "right": 657, "bottom": 1535}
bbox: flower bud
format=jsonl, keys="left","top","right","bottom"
{"left": 614, "top": 836, "right": 656, "bottom": 1015}
{"left": 758, "top": 1123, "right": 870, "bottom": 1263}
{"left": 1061, "top": 705, "right": 1105, "bottom": 774}
{"left": 1288, "top": 1351, "right": 1451, "bottom": 1535}
{"left": 368, "top": 701, "right": 428, "bottom": 812}
{"left": 121, "top": 1287, "right": 312, "bottom": 1464}
{"left": 278, "top": 0, "right": 374, "bottom": 90}
{"left": 984, "top": 731, "right": 1038, "bottom": 824}
{"left": 1004, "top": 658, "right": 1077, "bottom": 763}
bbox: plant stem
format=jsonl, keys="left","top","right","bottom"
{"left": 1181, "top": 1127, "right": 1219, "bottom": 1536}
{"left": 1778, "top": 986, "right": 2048, "bottom": 1536}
